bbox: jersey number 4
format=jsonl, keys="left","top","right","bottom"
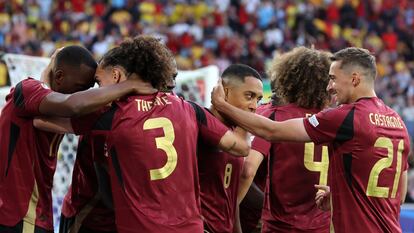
{"left": 304, "top": 142, "right": 329, "bottom": 186}
{"left": 366, "top": 137, "right": 404, "bottom": 198}
{"left": 144, "top": 117, "right": 178, "bottom": 181}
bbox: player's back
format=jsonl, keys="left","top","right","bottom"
{"left": 0, "top": 79, "right": 60, "bottom": 230}
{"left": 328, "top": 97, "right": 410, "bottom": 233}
{"left": 239, "top": 103, "right": 269, "bottom": 233}
{"left": 253, "top": 103, "right": 330, "bottom": 233}
{"left": 198, "top": 123, "right": 243, "bottom": 233}
{"left": 98, "top": 92, "right": 227, "bottom": 233}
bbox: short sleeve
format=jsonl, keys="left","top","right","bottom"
{"left": 13, "top": 78, "right": 53, "bottom": 116}
{"left": 188, "top": 101, "right": 228, "bottom": 146}
{"left": 251, "top": 135, "right": 271, "bottom": 157}
{"left": 71, "top": 105, "right": 114, "bottom": 135}
{"left": 303, "top": 105, "right": 354, "bottom": 145}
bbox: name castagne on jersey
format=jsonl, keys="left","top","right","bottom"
{"left": 369, "top": 113, "right": 404, "bottom": 129}
{"left": 135, "top": 96, "right": 172, "bottom": 111}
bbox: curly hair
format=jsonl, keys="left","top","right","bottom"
{"left": 99, "top": 35, "right": 176, "bottom": 89}
{"left": 268, "top": 47, "right": 331, "bottom": 109}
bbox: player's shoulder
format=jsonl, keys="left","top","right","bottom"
{"left": 15, "top": 77, "right": 51, "bottom": 95}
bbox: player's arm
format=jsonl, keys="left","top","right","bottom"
{"left": 400, "top": 170, "right": 408, "bottom": 205}
{"left": 233, "top": 205, "right": 242, "bottom": 233}
{"left": 238, "top": 149, "right": 264, "bottom": 203}
{"left": 212, "top": 81, "right": 311, "bottom": 142}
{"left": 217, "top": 131, "right": 250, "bottom": 157}
{"left": 33, "top": 117, "right": 73, "bottom": 134}
{"left": 39, "top": 79, "right": 156, "bottom": 117}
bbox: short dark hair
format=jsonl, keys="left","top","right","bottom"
{"left": 55, "top": 45, "right": 97, "bottom": 70}
{"left": 99, "top": 35, "right": 176, "bottom": 89}
{"left": 330, "top": 47, "right": 377, "bottom": 80}
{"left": 222, "top": 64, "right": 262, "bottom": 83}
{"left": 268, "top": 46, "right": 331, "bottom": 109}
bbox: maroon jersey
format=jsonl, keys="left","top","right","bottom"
{"left": 239, "top": 104, "right": 269, "bottom": 233}
{"left": 303, "top": 97, "right": 410, "bottom": 233}
{"left": 198, "top": 126, "right": 244, "bottom": 233}
{"left": 61, "top": 135, "right": 116, "bottom": 232}
{"left": 0, "top": 78, "right": 61, "bottom": 230}
{"left": 72, "top": 92, "right": 229, "bottom": 233}
{"left": 252, "top": 103, "right": 330, "bottom": 233}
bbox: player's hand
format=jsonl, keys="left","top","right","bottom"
{"left": 211, "top": 78, "right": 226, "bottom": 107}
{"left": 41, "top": 48, "right": 63, "bottom": 85}
{"left": 315, "top": 184, "right": 331, "bottom": 211}
{"left": 126, "top": 78, "right": 158, "bottom": 95}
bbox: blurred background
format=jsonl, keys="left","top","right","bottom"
{"left": 0, "top": 0, "right": 414, "bottom": 232}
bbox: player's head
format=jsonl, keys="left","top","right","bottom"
{"left": 50, "top": 46, "right": 97, "bottom": 94}
{"left": 328, "top": 47, "right": 377, "bottom": 105}
{"left": 222, "top": 64, "right": 263, "bottom": 113}
{"left": 268, "top": 46, "right": 331, "bottom": 109}
{"left": 97, "top": 35, "right": 176, "bottom": 90}
{"left": 162, "top": 60, "right": 178, "bottom": 92}
{"left": 269, "top": 72, "right": 282, "bottom": 106}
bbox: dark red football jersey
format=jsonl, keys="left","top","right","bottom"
{"left": 252, "top": 103, "right": 330, "bottom": 233}
{"left": 61, "top": 135, "right": 116, "bottom": 231}
{"left": 304, "top": 97, "right": 410, "bottom": 233}
{"left": 72, "top": 92, "right": 229, "bottom": 233}
{"left": 198, "top": 128, "right": 244, "bottom": 233}
{"left": 0, "top": 78, "right": 61, "bottom": 230}
{"left": 239, "top": 103, "right": 269, "bottom": 233}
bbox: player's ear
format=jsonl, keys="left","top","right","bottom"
{"left": 112, "top": 68, "right": 121, "bottom": 83}
{"left": 54, "top": 69, "right": 64, "bottom": 85}
{"left": 351, "top": 72, "right": 361, "bottom": 87}
{"left": 224, "top": 87, "right": 229, "bottom": 101}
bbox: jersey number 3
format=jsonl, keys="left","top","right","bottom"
{"left": 144, "top": 117, "right": 178, "bottom": 181}
{"left": 366, "top": 137, "right": 404, "bottom": 198}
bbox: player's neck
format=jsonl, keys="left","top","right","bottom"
{"left": 351, "top": 88, "right": 377, "bottom": 103}
{"left": 209, "top": 105, "right": 233, "bottom": 127}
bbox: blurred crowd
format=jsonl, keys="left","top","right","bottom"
{"left": 0, "top": 0, "right": 413, "bottom": 109}
{"left": 1, "top": 2, "right": 414, "bottom": 150}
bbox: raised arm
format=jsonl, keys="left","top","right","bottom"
{"left": 218, "top": 131, "right": 250, "bottom": 157}
{"left": 212, "top": 80, "right": 311, "bottom": 142}
{"left": 39, "top": 79, "right": 156, "bottom": 117}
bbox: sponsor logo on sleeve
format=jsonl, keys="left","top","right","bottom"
{"left": 308, "top": 115, "right": 319, "bottom": 127}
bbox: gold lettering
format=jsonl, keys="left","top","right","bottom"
{"left": 375, "top": 114, "right": 380, "bottom": 126}
{"left": 147, "top": 101, "right": 153, "bottom": 110}
{"left": 369, "top": 113, "right": 405, "bottom": 129}
{"left": 390, "top": 117, "right": 396, "bottom": 128}
{"left": 369, "top": 113, "right": 375, "bottom": 125}
{"left": 136, "top": 99, "right": 142, "bottom": 111}
{"left": 154, "top": 97, "right": 162, "bottom": 106}
{"left": 142, "top": 101, "right": 149, "bottom": 111}
{"left": 397, "top": 117, "right": 403, "bottom": 129}
{"left": 162, "top": 96, "right": 172, "bottom": 105}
